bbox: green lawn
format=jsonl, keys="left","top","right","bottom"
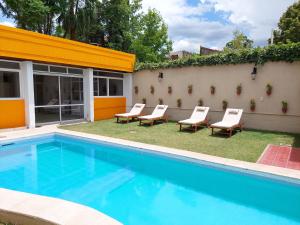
{"left": 60, "top": 119, "right": 300, "bottom": 163}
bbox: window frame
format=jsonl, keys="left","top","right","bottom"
{"left": 93, "top": 75, "right": 124, "bottom": 98}
{"left": 0, "top": 60, "right": 21, "bottom": 100}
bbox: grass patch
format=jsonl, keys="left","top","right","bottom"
{"left": 60, "top": 119, "right": 300, "bottom": 163}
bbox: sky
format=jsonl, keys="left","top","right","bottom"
{"left": 0, "top": 0, "right": 296, "bottom": 52}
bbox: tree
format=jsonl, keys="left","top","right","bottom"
{"left": 224, "top": 30, "right": 253, "bottom": 51}
{"left": 0, "top": 0, "right": 50, "bottom": 32}
{"left": 272, "top": 1, "right": 300, "bottom": 44}
{"left": 131, "top": 9, "right": 172, "bottom": 62}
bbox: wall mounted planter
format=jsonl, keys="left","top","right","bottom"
{"left": 250, "top": 99, "right": 256, "bottom": 112}
{"left": 168, "top": 86, "right": 172, "bottom": 94}
{"left": 266, "top": 84, "right": 273, "bottom": 96}
{"left": 282, "top": 101, "right": 288, "bottom": 113}
{"left": 222, "top": 100, "right": 228, "bottom": 111}
{"left": 159, "top": 98, "right": 163, "bottom": 105}
{"left": 188, "top": 85, "right": 193, "bottom": 95}
{"left": 150, "top": 85, "right": 155, "bottom": 94}
{"left": 134, "top": 86, "right": 138, "bottom": 94}
{"left": 177, "top": 98, "right": 182, "bottom": 108}
{"left": 236, "top": 84, "right": 242, "bottom": 96}
{"left": 198, "top": 98, "right": 204, "bottom": 106}
{"left": 210, "top": 85, "right": 215, "bottom": 95}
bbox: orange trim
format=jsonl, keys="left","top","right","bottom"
{"left": 94, "top": 97, "right": 126, "bottom": 120}
{"left": 0, "top": 25, "right": 135, "bottom": 72}
{"left": 0, "top": 99, "right": 25, "bottom": 129}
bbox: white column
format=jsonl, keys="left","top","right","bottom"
{"left": 123, "top": 73, "right": 133, "bottom": 112}
{"left": 20, "top": 61, "right": 35, "bottom": 128}
{"left": 83, "top": 68, "right": 94, "bottom": 122}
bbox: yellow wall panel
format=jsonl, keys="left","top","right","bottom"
{"left": 0, "top": 25, "right": 135, "bottom": 72}
{"left": 0, "top": 99, "right": 25, "bottom": 129}
{"left": 94, "top": 97, "right": 126, "bottom": 120}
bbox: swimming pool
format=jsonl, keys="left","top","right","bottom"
{"left": 0, "top": 134, "right": 300, "bottom": 225}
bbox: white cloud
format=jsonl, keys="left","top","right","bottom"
{"left": 0, "top": 21, "right": 15, "bottom": 27}
{"left": 142, "top": 0, "right": 295, "bottom": 52}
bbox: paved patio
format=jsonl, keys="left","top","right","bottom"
{"left": 258, "top": 145, "right": 300, "bottom": 171}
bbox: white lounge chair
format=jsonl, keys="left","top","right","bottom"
{"left": 178, "top": 106, "right": 210, "bottom": 132}
{"left": 115, "top": 103, "right": 145, "bottom": 123}
{"left": 138, "top": 105, "right": 168, "bottom": 126}
{"left": 210, "top": 108, "right": 243, "bottom": 137}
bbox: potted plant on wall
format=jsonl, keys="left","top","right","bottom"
{"left": 198, "top": 98, "right": 204, "bottom": 106}
{"left": 159, "top": 98, "right": 163, "bottom": 105}
{"left": 236, "top": 84, "right": 242, "bottom": 95}
{"left": 266, "top": 83, "right": 273, "bottom": 96}
{"left": 134, "top": 86, "right": 138, "bottom": 94}
{"left": 188, "top": 85, "right": 193, "bottom": 95}
{"left": 168, "top": 86, "right": 172, "bottom": 94}
{"left": 282, "top": 101, "right": 288, "bottom": 113}
{"left": 177, "top": 98, "right": 182, "bottom": 108}
{"left": 222, "top": 100, "right": 228, "bottom": 111}
{"left": 142, "top": 98, "right": 146, "bottom": 104}
{"left": 210, "top": 85, "right": 215, "bottom": 95}
{"left": 150, "top": 85, "right": 155, "bottom": 94}
{"left": 250, "top": 99, "right": 256, "bottom": 112}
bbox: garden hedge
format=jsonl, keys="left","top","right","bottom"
{"left": 135, "top": 42, "right": 300, "bottom": 71}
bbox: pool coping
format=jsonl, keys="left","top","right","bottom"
{"left": 1, "top": 125, "right": 300, "bottom": 225}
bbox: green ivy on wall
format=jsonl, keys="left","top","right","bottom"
{"left": 135, "top": 43, "right": 300, "bottom": 71}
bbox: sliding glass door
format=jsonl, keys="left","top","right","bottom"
{"left": 34, "top": 74, "right": 84, "bottom": 124}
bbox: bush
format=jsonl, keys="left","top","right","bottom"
{"left": 135, "top": 43, "right": 300, "bottom": 71}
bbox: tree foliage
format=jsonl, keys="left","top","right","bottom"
{"left": 272, "top": 1, "right": 300, "bottom": 44}
{"left": 0, "top": 0, "right": 173, "bottom": 62}
{"left": 136, "top": 42, "right": 300, "bottom": 71}
{"left": 131, "top": 9, "right": 172, "bottom": 62}
{"left": 224, "top": 30, "right": 253, "bottom": 51}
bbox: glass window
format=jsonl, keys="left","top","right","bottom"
{"left": 50, "top": 66, "right": 67, "bottom": 73}
{"left": 35, "top": 107, "right": 60, "bottom": 124}
{"left": 61, "top": 105, "right": 84, "bottom": 121}
{"left": 60, "top": 77, "right": 83, "bottom": 105}
{"left": 34, "top": 75, "right": 59, "bottom": 106}
{"left": 68, "top": 68, "right": 83, "bottom": 75}
{"left": 0, "top": 61, "right": 20, "bottom": 69}
{"left": 109, "top": 79, "right": 123, "bottom": 96}
{"left": 94, "top": 78, "right": 107, "bottom": 96}
{"left": 33, "top": 64, "right": 49, "bottom": 72}
{"left": 0, "top": 71, "right": 20, "bottom": 98}
{"left": 93, "top": 78, "right": 99, "bottom": 96}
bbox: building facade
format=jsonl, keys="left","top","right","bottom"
{"left": 0, "top": 25, "right": 135, "bottom": 129}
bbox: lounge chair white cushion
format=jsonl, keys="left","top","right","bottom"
{"left": 211, "top": 108, "right": 243, "bottom": 128}
{"left": 179, "top": 106, "right": 209, "bottom": 125}
{"left": 139, "top": 105, "right": 168, "bottom": 120}
{"left": 115, "top": 103, "right": 145, "bottom": 117}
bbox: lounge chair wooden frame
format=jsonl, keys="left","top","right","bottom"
{"left": 179, "top": 119, "right": 209, "bottom": 132}
{"left": 139, "top": 115, "right": 168, "bottom": 126}
{"left": 210, "top": 123, "right": 243, "bottom": 137}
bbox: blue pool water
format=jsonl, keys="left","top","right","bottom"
{"left": 0, "top": 134, "right": 300, "bottom": 225}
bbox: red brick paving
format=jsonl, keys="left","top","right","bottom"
{"left": 258, "top": 145, "right": 300, "bottom": 171}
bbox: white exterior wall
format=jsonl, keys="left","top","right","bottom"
{"left": 20, "top": 61, "right": 35, "bottom": 128}
{"left": 83, "top": 68, "right": 94, "bottom": 122}
{"left": 123, "top": 73, "right": 133, "bottom": 112}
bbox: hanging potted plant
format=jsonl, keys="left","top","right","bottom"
{"left": 266, "top": 83, "right": 272, "bottom": 96}
{"left": 198, "top": 98, "right": 204, "bottom": 106}
{"left": 222, "top": 100, "right": 228, "bottom": 111}
{"left": 142, "top": 98, "right": 146, "bottom": 104}
{"left": 210, "top": 85, "right": 215, "bottom": 95}
{"left": 250, "top": 99, "right": 256, "bottom": 112}
{"left": 168, "top": 86, "right": 172, "bottom": 94}
{"left": 188, "top": 85, "right": 193, "bottom": 94}
{"left": 150, "top": 85, "right": 155, "bottom": 94}
{"left": 134, "top": 86, "right": 138, "bottom": 94}
{"left": 177, "top": 98, "right": 182, "bottom": 108}
{"left": 236, "top": 84, "right": 242, "bottom": 95}
{"left": 159, "top": 98, "right": 163, "bottom": 105}
{"left": 282, "top": 101, "right": 288, "bottom": 113}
